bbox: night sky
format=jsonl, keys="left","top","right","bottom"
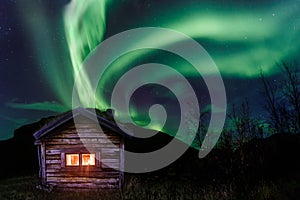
{"left": 1, "top": 0, "right": 299, "bottom": 140}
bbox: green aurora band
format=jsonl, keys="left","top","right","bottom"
{"left": 166, "top": 1, "right": 300, "bottom": 76}
{"left": 17, "top": 1, "right": 74, "bottom": 108}
{"left": 63, "top": 0, "right": 300, "bottom": 108}
{"left": 13, "top": 0, "right": 300, "bottom": 136}
{"left": 64, "top": 0, "right": 108, "bottom": 109}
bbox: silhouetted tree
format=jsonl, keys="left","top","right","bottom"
{"left": 281, "top": 62, "right": 300, "bottom": 133}
{"left": 193, "top": 109, "right": 210, "bottom": 148}
{"left": 229, "top": 99, "right": 262, "bottom": 145}
{"left": 260, "top": 61, "right": 300, "bottom": 134}
{"left": 218, "top": 128, "right": 234, "bottom": 151}
{"left": 228, "top": 99, "right": 263, "bottom": 168}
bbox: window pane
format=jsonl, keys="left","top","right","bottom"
{"left": 82, "top": 154, "right": 96, "bottom": 166}
{"left": 66, "top": 154, "right": 79, "bottom": 166}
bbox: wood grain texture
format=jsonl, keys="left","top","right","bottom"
{"left": 40, "top": 142, "right": 46, "bottom": 185}
{"left": 36, "top": 118, "right": 124, "bottom": 189}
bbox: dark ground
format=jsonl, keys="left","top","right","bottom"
{"left": 0, "top": 118, "right": 299, "bottom": 199}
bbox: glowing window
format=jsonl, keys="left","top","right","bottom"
{"left": 66, "top": 154, "right": 79, "bottom": 166}
{"left": 82, "top": 154, "right": 96, "bottom": 166}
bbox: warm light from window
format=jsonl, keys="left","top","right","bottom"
{"left": 82, "top": 154, "right": 96, "bottom": 166}
{"left": 66, "top": 154, "right": 79, "bottom": 166}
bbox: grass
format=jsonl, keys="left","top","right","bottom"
{"left": 0, "top": 176, "right": 121, "bottom": 200}
{"left": 0, "top": 175, "right": 298, "bottom": 200}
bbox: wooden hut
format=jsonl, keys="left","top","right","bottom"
{"left": 33, "top": 107, "right": 125, "bottom": 190}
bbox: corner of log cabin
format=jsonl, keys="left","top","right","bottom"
{"left": 33, "top": 108, "right": 125, "bottom": 190}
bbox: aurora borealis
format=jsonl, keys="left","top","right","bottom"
{"left": 1, "top": 0, "right": 300, "bottom": 140}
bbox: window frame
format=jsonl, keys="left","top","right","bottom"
{"left": 65, "top": 153, "right": 80, "bottom": 166}
{"left": 81, "top": 153, "right": 96, "bottom": 166}
{"left": 61, "top": 148, "right": 101, "bottom": 171}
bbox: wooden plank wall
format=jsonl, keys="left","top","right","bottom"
{"left": 42, "top": 118, "right": 123, "bottom": 189}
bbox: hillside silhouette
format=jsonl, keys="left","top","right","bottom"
{"left": 0, "top": 111, "right": 299, "bottom": 187}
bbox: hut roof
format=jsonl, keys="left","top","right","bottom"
{"left": 33, "top": 107, "right": 130, "bottom": 141}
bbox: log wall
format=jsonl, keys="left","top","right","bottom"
{"left": 40, "top": 118, "right": 123, "bottom": 189}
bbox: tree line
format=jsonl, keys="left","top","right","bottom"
{"left": 194, "top": 61, "right": 300, "bottom": 152}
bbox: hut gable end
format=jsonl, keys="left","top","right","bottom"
{"left": 33, "top": 108, "right": 124, "bottom": 190}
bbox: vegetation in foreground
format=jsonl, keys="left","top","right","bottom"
{"left": 0, "top": 174, "right": 299, "bottom": 200}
